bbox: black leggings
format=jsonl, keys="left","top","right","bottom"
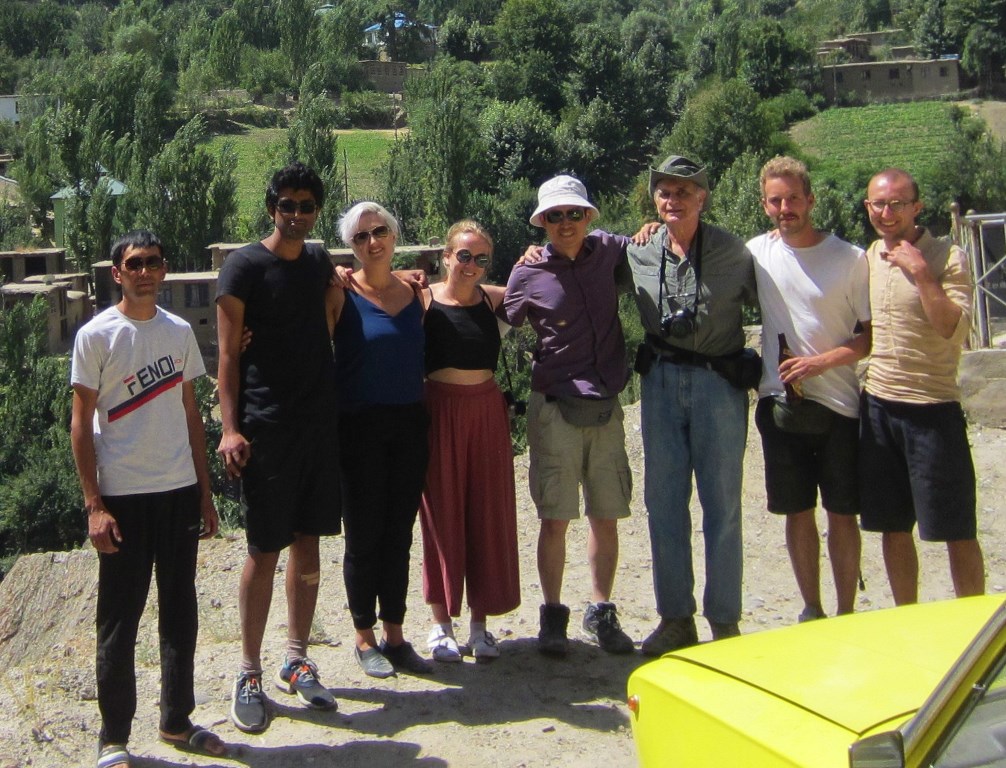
{"left": 96, "top": 485, "right": 200, "bottom": 745}
{"left": 338, "top": 403, "right": 429, "bottom": 629}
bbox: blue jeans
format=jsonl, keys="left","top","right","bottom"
{"left": 641, "top": 362, "right": 748, "bottom": 624}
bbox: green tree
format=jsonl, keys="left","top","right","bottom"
{"left": 384, "top": 61, "right": 488, "bottom": 242}
{"left": 491, "top": 0, "right": 572, "bottom": 113}
{"left": 66, "top": 3, "right": 110, "bottom": 55}
{"left": 276, "top": 0, "right": 317, "bottom": 87}
{"left": 286, "top": 88, "right": 344, "bottom": 244}
{"left": 0, "top": 197, "right": 30, "bottom": 250}
{"left": 0, "top": 298, "right": 81, "bottom": 568}
{"left": 738, "top": 18, "right": 812, "bottom": 98}
{"left": 962, "top": 25, "right": 1006, "bottom": 93}
{"left": 207, "top": 10, "right": 244, "bottom": 88}
{"left": 662, "top": 79, "right": 775, "bottom": 182}
{"left": 556, "top": 98, "right": 630, "bottom": 194}
{"left": 440, "top": 10, "right": 490, "bottom": 62}
{"left": 850, "top": 0, "right": 893, "bottom": 31}
{"left": 706, "top": 151, "right": 767, "bottom": 242}
{"left": 53, "top": 104, "right": 116, "bottom": 272}
{"left": 233, "top": 0, "right": 280, "bottom": 50}
{"left": 914, "top": 0, "right": 949, "bottom": 58}
{"left": 10, "top": 109, "right": 60, "bottom": 234}
{"left": 131, "top": 117, "right": 238, "bottom": 272}
{"left": 480, "top": 99, "right": 558, "bottom": 185}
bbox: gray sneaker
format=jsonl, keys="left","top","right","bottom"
{"left": 538, "top": 603, "right": 570, "bottom": 656}
{"left": 275, "top": 657, "right": 337, "bottom": 710}
{"left": 231, "top": 672, "right": 268, "bottom": 733}
{"left": 641, "top": 616, "right": 698, "bottom": 657}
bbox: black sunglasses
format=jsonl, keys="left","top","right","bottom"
{"left": 351, "top": 225, "right": 392, "bottom": 245}
{"left": 276, "top": 198, "right": 318, "bottom": 215}
{"left": 121, "top": 255, "right": 165, "bottom": 272}
{"left": 454, "top": 249, "right": 490, "bottom": 267}
{"left": 544, "top": 208, "right": 585, "bottom": 224}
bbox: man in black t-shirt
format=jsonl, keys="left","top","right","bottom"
{"left": 216, "top": 162, "right": 341, "bottom": 733}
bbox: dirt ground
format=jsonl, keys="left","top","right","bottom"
{"left": 1, "top": 402, "right": 1004, "bottom": 768}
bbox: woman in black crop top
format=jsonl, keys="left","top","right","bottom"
{"left": 418, "top": 219, "right": 521, "bottom": 662}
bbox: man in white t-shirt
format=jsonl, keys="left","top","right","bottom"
{"left": 70, "top": 231, "right": 223, "bottom": 768}
{"left": 747, "top": 157, "right": 871, "bottom": 623}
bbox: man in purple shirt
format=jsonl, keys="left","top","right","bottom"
{"left": 502, "top": 174, "right": 635, "bottom": 656}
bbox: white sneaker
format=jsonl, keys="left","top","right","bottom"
{"left": 467, "top": 629, "right": 501, "bottom": 661}
{"left": 427, "top": 625, "right": 461, "bottom": 663}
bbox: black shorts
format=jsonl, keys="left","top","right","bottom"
{"left": 241, "top": 418, "right": 341, "bottom": 553}
{"left": 859, "top": 393, "right": 976, "bottom": 541}
{"left": 755, "top": 397, "right": 859, "bottom": 515}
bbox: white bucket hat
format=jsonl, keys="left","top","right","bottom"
{"left": 529, "top": 175, "right": 599, "bottom": 227}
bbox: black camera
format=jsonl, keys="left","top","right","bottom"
{"left": 504, "top": 390, "right": 527, "bottom": 417}
{"left": 661, "top": 307, "right": 698, "bottom": 339}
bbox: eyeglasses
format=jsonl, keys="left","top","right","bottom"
{"left": 276, "top": 198, "right": 318, "bottom": 215}
{"left": 865, "top": 199, "right": 916, "bottom": 213}
{"left": 454, "top": 249, "right": 490, "bottom": 267}
{"left": 351, "top": 225, "right": 392, "bottom": 245}
{"left": 121, "top": 255, "right": 165, "bottom": 272}
{"left": 544, "top": 208, "right": 585, "bottom": 224}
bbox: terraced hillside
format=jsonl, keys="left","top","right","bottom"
{"left": 791, "top": 101, "right": 960, "bottom": 181}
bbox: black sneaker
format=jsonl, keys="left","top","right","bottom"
{"left": 583, "top": 602, "right": 635, "bottom": 654}
{"left": 231, "top": 672, "right": 268, "bottom": 733}
{"left": 275, "top": 657, "right": 337, "bottom": 710}
{"left": 538, "top": 603, "right": 570, "bottom": 656}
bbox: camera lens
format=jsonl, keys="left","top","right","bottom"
{"left": 662, "top": 308, "right": 696, "bottom": 339}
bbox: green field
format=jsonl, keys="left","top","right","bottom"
{"left": 205, "top": 127, "right": 397, "bottom": 223}
{"left": 791, "top": 101, "right": 960, "bottom": 181}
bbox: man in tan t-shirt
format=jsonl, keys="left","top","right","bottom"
{"left": 859, "top": 168, "right": 984, "bottom": 605}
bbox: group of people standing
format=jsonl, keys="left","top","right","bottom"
{"left": 70, "top": 154, "right": 984, "bottom": 767}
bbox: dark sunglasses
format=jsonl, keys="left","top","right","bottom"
{"left": 351, "top": 225, "right": 392, "bottom": 245}
{"left": 276, "top": 198, "right": 318, "bottom": 215}
{"left": 121, "top": 255, "right": 165, "bottom": 272}
{"left": 454, "top": 249, "right": 490, "bottom": 267}
{"left": 544, "top": 208, "right": 585, "bottom": 224}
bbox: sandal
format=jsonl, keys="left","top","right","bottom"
{"left": 159, "top": 725, "right": 228, "bottom": 757}
{"left": 97, "top": 744, "right": 130, "bottom": 768}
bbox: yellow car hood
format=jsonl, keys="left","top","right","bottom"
{"left": 660, "top": 597, "right": 1001, "bottom": 734}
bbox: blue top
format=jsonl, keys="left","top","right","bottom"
{"left": 334, "top": 290, "right": 425, "bottom": 412}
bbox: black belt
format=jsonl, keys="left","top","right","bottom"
{"left": 646, "top": 334, "right": 735, "bottom": 369}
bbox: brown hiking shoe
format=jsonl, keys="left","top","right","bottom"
{"left": 641, "top": 616, "right": 697, "bottom": 656}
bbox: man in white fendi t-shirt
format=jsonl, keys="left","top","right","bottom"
{"left": 71, "top": 230, "right": 223, "bottom": 767}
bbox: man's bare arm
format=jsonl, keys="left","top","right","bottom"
{"left": 216, "top": 295, "right": 252, "bottom": 478}
{"left": 70, "top": 385, "right": 122, "bottom": 553}
{"left": 778, "top": 322, "right": 872, "bottom": 385}
{"left": 182, "top": 380, "right": 219, "bottom": 539}
{"left": 883, "top": 240, "right": 961, "bottom": 338}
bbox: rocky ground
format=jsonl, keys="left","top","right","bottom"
{"left": 1, "top": 402, "right": 1004, "bottom": 768}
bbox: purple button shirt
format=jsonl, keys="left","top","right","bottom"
{"left": 502, "top": 229, "right": 629, "bottom": 398}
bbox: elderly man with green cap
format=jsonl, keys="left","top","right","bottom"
{"left": 626, "top": 154, "right": 758, "bottom": 655}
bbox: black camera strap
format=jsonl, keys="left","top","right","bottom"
{"left": 657, "top": 223, "right": 703, "bottom": 323}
